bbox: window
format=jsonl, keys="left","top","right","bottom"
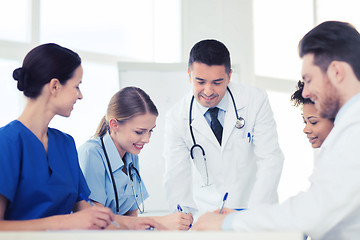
{"left": 0, "top": 0, "right": 30, "bottom": 42}
{"left": 317, "top": 0, "right": 360, "bottom": 29}
{"left": 0, "top": 0, "right": 181, "bottom": 149}
{"left": 254, "top": 0, "right": 313, "bottom": 80}
{"left": 0, "top": 59, "right": 23, "bottom": 126}
{"left": 40, "top": 0, "right": 181, "bottom": 62}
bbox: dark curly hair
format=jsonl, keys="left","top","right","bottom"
{"left": 290, "top": 80, "right": 314, "bottom": 107}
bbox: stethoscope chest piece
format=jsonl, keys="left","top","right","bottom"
{"left": 235, "top": 117, "right": 245, "bottom": 129}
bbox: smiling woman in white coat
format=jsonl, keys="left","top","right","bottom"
{"left": 163, "top": 39, "right": 284, "bottom": 217}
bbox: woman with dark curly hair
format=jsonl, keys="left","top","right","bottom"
{"left": 291, "top": 80, "right": 334, "bottom": 148}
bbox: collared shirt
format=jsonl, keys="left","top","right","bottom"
{"left": 335, "top": 92, "right": 360, "bottom": 125}
{"left": 221, "top": 91, "right": 360, "bottom": 240}
{"left": 196, "top": 90, "right": 229, "bottom": 127}
{"left": 78, "top": 132, "right": 148, "bottom": 215}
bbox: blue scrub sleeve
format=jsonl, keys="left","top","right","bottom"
{"left": 78, "top": 143, "right": 108, "bottom": 205}
{"left": 63, "top": 133, "right": 91, "bottom": 203}
{"left": 77, "top": 167, "right": 91, "bottom": 201}
{"left": 0, "top": 129, "right": 21, "bottom": 202}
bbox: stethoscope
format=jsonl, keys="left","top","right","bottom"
{"left": 101, "top": 137, "right": 145, "bottom": 214}
{"left": 189, "top": 86, "right": 245, "bottom": 186}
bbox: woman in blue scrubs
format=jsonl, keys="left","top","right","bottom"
{"left": 0, "top": 43, "right": 115, "bottom": 230}
{"left": 78, "top": 87, "right": 193, "bottom": 230}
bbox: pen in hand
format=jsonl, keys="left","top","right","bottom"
{"left": 177, "top": 204, "right": 183, "bottom": 212}
{"left": 219, "top": 192, "right": 228, "bottom": 214}
{"left": 177, "top": 204, "right": 192, "bottom": 228}
{"left": 80, "top": 193, "right": 120, "bottom": 228}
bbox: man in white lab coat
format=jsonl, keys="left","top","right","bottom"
{"left": 163, "top": 39, "right": 284, "bottom": 217}
{"left": 193, "top": 21, "right": 360, "bottom": 240}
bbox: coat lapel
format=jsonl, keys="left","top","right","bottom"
{"left": 222, "top": 95, "right": 236, "bottom": 148}
{"left": 187, "top": 83, "right": 248, "bottom": 150}
{"left": 222, "top": 84, "right": 247, "bottom": 148}
{"left": 190, "top": 100, "right": 220, "bottom": 148}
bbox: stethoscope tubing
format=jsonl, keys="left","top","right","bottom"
{"left": 129, "top": 165, "right": 145, "bottom": 214}
{"left": 188, "top": 86, "right": 244, "bottom": 186}
{"left": 101, "top": 136, "right": 144, "bottom": 214}
{"left": 101, "top": 137, "right": 120, "bottom": 214}
{"left": 189, "top": 86, "right": 244, "bottom": 155}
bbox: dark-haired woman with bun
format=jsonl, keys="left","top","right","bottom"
{"left": 0, "top": 43, "right": 115, "bottom": 230}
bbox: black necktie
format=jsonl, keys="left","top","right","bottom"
{"left": 207, "top": 107, "right": 223, "bottom": 145}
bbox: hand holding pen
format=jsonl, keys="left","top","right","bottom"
{"left": 219, "top": 192, "right": 228, "bottom": 214}
{"left": 177, "top": 204, "right": 193, "bottom": 228}
{"left": 80, "top": 193, "right": 120, "bottom": 228}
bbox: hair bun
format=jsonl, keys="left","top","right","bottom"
{"left": 13, "top": 67, "right": 28, "bottom": 91}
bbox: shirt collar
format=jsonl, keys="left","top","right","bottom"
{"left": 335, "top": 92, "right": 360, "bottom": 125}
{"left": 195, "top": 90, "right": 229, "bottom": 115}
{"left": 102, "top": 132, "right": 124, "bottom": 172}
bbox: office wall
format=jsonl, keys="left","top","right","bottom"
{"left": 181, "top": 0, "right": 255, "bottom": 86}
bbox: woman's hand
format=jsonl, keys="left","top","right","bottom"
{"left": 114, "top": 215, "right": 166, "bottom": 230}
{"left": 154, "top": 212, "right": 193, "bottom": 230}
{"left": 0, "top": 195, "right": 115, "bottom": 230}
{"left": 57, "top": 205, "right": 115, "bottom": 230}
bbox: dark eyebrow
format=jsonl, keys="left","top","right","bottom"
{"left": 213, "top": 78, "right": 224, "bottom": 82}
{"left": 307, "top": 116, "right": 318, "bottom": 120}
{"left": 195, "top": 77, "right": 224, "bottom": 81}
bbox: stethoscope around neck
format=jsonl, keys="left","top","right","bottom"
{"left": 189, "top": 86, "right": 245, "bottom": 186}
{"left": 100, "top": 136, "right": 144, "bottom": 214}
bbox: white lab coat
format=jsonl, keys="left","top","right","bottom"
{"left": 163, "top": 82, "right": 284, "bottom": 216}
{"left": 225, "top": 93, "right": 360, "bottom": 240}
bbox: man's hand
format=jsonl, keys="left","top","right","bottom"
{"left": 154, "top": 212, "right": 193, "bottom": 230}
{"left": 192, "top": 211, "right": 227, "bottom": 231}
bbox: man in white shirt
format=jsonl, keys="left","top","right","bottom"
{"left": 193, "top": 21, "right": 360, "bottom": 240}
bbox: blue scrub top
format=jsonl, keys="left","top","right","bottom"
{"left": 0, "top": 120, "right": 90, "bottom": 220}
{"left": 78, "top": 132, "right": 149, "bottom": 215}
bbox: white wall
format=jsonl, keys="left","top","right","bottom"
{"left": 181, "top": 0, "right": 255, "bottom": 86}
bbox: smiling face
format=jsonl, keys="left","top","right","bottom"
{"left": 110, "top": 113, "right": 157, "bottom": 158}
{"left": 188, "top": 62, "right": 231, "bottom": 108}
{"left": 302, "top": 103, "right": 334, "bottom": 148}
{"left": 53, "top": 65, "right": 83, "bottom": 117}
{"left": 301, "top": 54, "right": 341, "bottom": 119}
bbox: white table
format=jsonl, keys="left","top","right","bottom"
{"left": 0, "top": 230, "right": 303, "bottom": 240}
